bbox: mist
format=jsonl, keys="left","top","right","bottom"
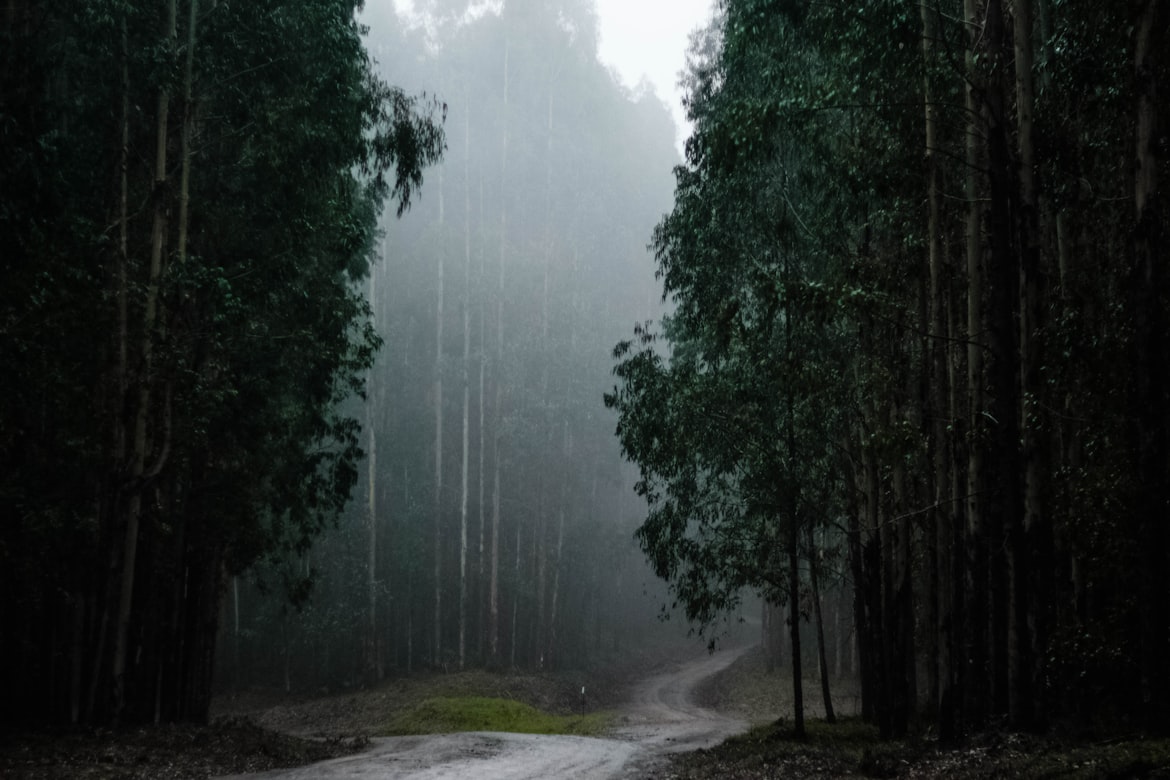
{"left": 216, "top": 0, "right": 689, "bottom": 691}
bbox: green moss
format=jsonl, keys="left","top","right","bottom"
{"left": 379, "top": 696, "right": 612, "bottom": 737}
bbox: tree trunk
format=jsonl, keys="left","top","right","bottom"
{"left": 433, "top": 167, "right": 445, "bottom": 667}
{"left": 113, "top": 0, "right": 176, "bottom": 722}
{"left": 533, "top": 88, "right": 555, "bottom": 671}
{"left": 809, "top": 527, "right": 835, "bottom": 723}
{"left": 487, "top": 39, "right": 509, "bottom": 667}
{"left": 963, "top": 0, "right": 988, "bottom": 729}
{"left": 920, "top": 0, "right": 956, "bottom": 737}
{"left": 845, "top": 434, "right": 873, "bottom": 723}
{"left": 510, "top": 513, "right": 521, "bottom": 668}
{"left": 365, "top": 266, "right": 379, "bottom": 684}
{"left": 477, "top": 177, "right": 486, "bottom": 665}
{"left": 983, "top": 0, "right": 1019, "bottom": 721}
{"left": 892, "top": 450, "right": 915, "bottom": 735}
{"left": 1130, "top": 0, "right": 1168, "bottom": 735}
{"left": 547, "top": 502, "right": 565, "bottom": 668}
{"left": 116, "top": 11, "right": 129, "bottom": 467}
{"left": 785, "top": 287, "right": 804, "bottom": 737}
{"left": 1011, "top": 0, "right": 1048, "bottom": 731}
{"left": 763, "top": 600, "right": 775, "bottom": 673}
{"left": 458, "top": 101, "right": 471, "bottom": 671}
{"left": 175, "top": 0, "right": 197, "bottom": 267}
{"left": 788, "top": 518, "right": 804, "bottom": 737}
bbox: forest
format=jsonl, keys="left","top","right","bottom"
{"left": 0, "top": 0, "right": 444, "bottom": 725}
{"left": 607, "top": 0, "right": 1169, "bottom": 740}
{"left": 219, "top": 0, "right": 690, "bottom": 694}
{"left": 1, "top": 0, "right": 686, "bottom": 730}
{"left": 2, "top": 0, "right": 1168, "bottom": 753}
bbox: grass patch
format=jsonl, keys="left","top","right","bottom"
{"left": 675, "top": 716, "right": 878, "bottom": 778}
{"left": 380, "top": 696, "right": 612, "bottom": 737}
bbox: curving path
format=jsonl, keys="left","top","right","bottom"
{"left": 217, "top": 643, "right": 753, "bottom": 780}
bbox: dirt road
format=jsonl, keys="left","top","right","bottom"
{"left": 218, "top": 643, "right": 753, "bottom": 780}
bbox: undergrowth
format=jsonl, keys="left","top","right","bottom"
{"left": 672, "top": 717, "right": 1170, "bottom": 779}
{"left": 379, "top": 696, "right": 612, "bottom": 737}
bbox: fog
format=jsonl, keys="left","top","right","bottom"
{"left": 218, "top": 0, "right": 691, "bottom": 690}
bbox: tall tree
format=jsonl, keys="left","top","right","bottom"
{"left": 433, "top": 166, "right": 446, "bottom": 667}
{"left": 0, "top": 0, "right": 443, "bottom": 726}
{"left": 1129, "top": 0, "right": 1168, "bottom": 735}
{"left": 458, "top": 99, "right": 472, "bottom": 670}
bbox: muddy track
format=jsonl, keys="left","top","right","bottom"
{"left": 217, "top": 643, "right": 754, "bottom": 779}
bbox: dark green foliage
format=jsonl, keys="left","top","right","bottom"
{"left": 611, "top": 0, "right": 1170, "bottom": 740}
{"left": 0, "top": 0, "right": 442, "bottom": 727}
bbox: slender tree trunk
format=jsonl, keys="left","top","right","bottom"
{"left": 788, "top": 516, "right": 804, "bottom": 737}
{"left": 162, "top": 0, "right": 198, "bottom": 719}
{"left": 433, "top": 168, "right": 445, "bottom": 667}
{"left": 365, "top": 267, "right": 379, "bottom": 684}
{"left": 113, "top": 0, "right": 176, "bottom": 722}
{"left": 477, "top": 179, "right": 486, "bottom": 665}
{"left": 116, "top": 12, "right": 129, "bottom": 465}
{"left": 983, "top": 0, "right": 1018, "bottom": 720}
{"left": 232, "top": 575, "right": 240, "bottom": 691}
{"left": 90, "top": 8, "right": 132, "bottom": 727}
{"left": 458, "top": 103, "right": 471, "bottom": 671}
{"left": 875, "top": 419, "right": 896, "bottom": 738}
{"left": 762, "top": 600, "right": 775, "bottom": 674}
{"left": 547, "top": 502, "right": 565, "bottom": 668}
{"left": 532, "top": 468, "right": 546, "bottom": 668}
{"left": 510, "top": 513, "right": 521, "bottom": 667}
{"left": 406, "top": 466, "right": 414, "bottom": 674}
{"left": 532, "top": 88, "right": 554, "bottom": 671}
{"left": 963, "top": 0, "right": 988, "bottom": 728}
{"left": 949, "top": 221, "right": 970, "bottom": 736}
{"left": 920, "top": 0, "right": 956, "bottom": 737}
{"left": 488, "top": 39, "right": 509, "bottom": 667}
{"left": 832, "top": 592, "right": 842, "bottom": 680}
{"left": 784, "top": 278, "right": 804, "bottom": 737}
{"left": 175, "top": 0, "right": 197, "bottom": 267}
{"left": 892, "top": 449, "right": 915, "bottom": 735}
{"left": 845, "top": 434, "right": 873, "bottom": 722}
{"left": 1130, "top": 0, "right": 1168, "bottom": 735}
{"left": 1011, "top": 0, "right": 1047, "bottom": 731}
{"left": 809, "top": 527, "right": 835, "bottom": 723}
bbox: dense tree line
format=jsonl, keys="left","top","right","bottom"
{"left": 217, "top": 0, "right": 682, "bottom": 692}
{"left": 609, "top": 0, "right": 1168, "bottom": 739}
{"left": 0, "top": 0, "right": 442, "bottom": 726}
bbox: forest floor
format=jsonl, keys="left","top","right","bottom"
{"left": 0, "top": 639, "right": 692, "bottom": 779}
{"left": 5, "top": 641, "right": 1170, "bottom": 778}
{"left": 667, "top": 645, "right": 1170, "bottom": 778}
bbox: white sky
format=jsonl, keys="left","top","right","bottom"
{"left": 594, "top": 0, "right": 715, "bottom": 152}
{"left": 379, "top": 0, "right": 716, "bottom": 152}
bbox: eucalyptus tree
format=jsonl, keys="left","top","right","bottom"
{"left": 1128, "top": 0, "right": 1168, "bottom": 734}
{"left": 0, "top": 0, "right": 443, "bottom": 726}
{"left": 608, "top": 3, "right": 860, "bottom": 736}
{"left": 610, "top": 0, "right": 1169, "bottom": 742}
{"left": 249, "top": 0, "right": 676, "bottom": 681}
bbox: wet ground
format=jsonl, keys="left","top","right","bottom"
{"left": 216, "top": 643, "right": 754, "bottom": 779}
